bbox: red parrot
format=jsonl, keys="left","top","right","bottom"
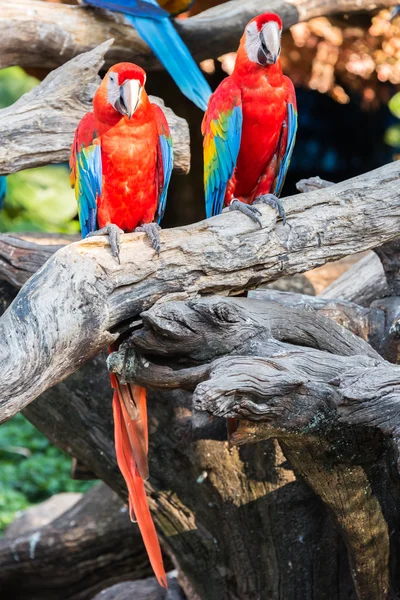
{"left": 202, "top": 12, "right": 297, "bottom": 226}
{"left": 70, "top": 62, "right": 172, "bottom": 588}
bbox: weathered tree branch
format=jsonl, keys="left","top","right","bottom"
{"left": 91, "top": 574, "right": 185, "bottom": 600}
{"left": 248, "top": 288, "right": 386, "bottom": 351}
{"left": 319, "top": 251, "right": 388, "bottom": 306}
{"left": 1, "top": 160, "right": 399, "bottom": 422}
{"left": 1, "top": 0, "right": 394, "bottom": 70}
{"left": 0, "top": 483, "right": 158, "bottom": 600}
{"left": 0, "top": 42, "right": 190, "bottom": 176}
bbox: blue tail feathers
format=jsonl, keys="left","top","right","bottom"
{"left": 84, "top": 0, "right": 212, "bottom": 111}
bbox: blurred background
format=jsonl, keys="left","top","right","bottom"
{"left": 0, "top": 3, "right": 400, "bottom": 532}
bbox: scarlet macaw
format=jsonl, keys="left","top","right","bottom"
{"left": 81, "top": 0, "right": 211, "bottom": 111}
{"left": 202, "top": 12, "right": 297, "bottom": 225}
{"left": 70, "top": 62, "right": 172, "bottom": 587}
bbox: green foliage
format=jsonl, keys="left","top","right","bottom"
{"left": 0, "top": 66, "right": 79, "bottom": 233}
{"left": 0, "top": 414, "right": 95, "bottom": 532}
{"left": 384, "top": 124, "right": 400, "bottom": 148}
{"left": 0, "top": 166, "right": 80, "bottom": 233}
{"left": 0, "top": 66, "right": 39, "bottom": 109}
{"left": 388, "top": 92, "right": 400, "bottom": 120}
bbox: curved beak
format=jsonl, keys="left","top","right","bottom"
{"left": 259, "top": 21, "right": 281, "bottom": 65}
{"left": 117, "top": 79, "right": 142, "bottom": 119}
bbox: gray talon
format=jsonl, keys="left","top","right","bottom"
{"left": 229, "top": 199, "right": 262, "bottom": 228}
{"left": 253, "top": 193, "right": 286, "bottom": 225}
{"left": 86, "top": 223, "right": 123, "bottom": 263}
{"left": 135, "top": 223, "right": 161, "bottom": 255}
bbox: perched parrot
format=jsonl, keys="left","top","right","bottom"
{"left": 81, "top": 0, "right": 211, "bottom": 111}
{"left": 70, "top": 62, "right": 172, "bottom": 588}
{"left": 202, "top": 12, "right": 297, "bottom": 226}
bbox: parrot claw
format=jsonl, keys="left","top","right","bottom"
{"left": 135, "top": 223, "right": 161, "bottom": 256}
{"left": 229, "top": 199, "right": 262, "bottom": 228}
{"left": 86, "top": 223, "right": 124, "bottom": 263}
{"left": 253, "top": 193, "right": 287, "bottom": 225}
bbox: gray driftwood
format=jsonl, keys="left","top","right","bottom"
{"left": 0, "top": 483, "right": 158, "bottom": 600}
{"left": 91, "top": 574, "right": 185, "bottom": 600}
{"left": 320, "top": 251, "right": 388, "bottom": 306}
{"left": 0, "top": 159, "right": 399, "bottom": 422}
{"left": 0, "top": 42, "right": 190, "bottom": 176}
{"left": 1, "top": 0, "right": 395, "bottom": 70}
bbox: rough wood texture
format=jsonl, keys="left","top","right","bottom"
{"left": 0, "top": 285, "right": 379, "bottom": 600}
{"left": 320, "top": 251, "right": 388, "bottom": 306}
{"left": 0, "top": 160, "right": 399, "bottom": 422}
{"left": 0, "top": 41, "right": 190, "bottom": 176}
{"left": 1, "top": 0, "right": 394, "bottom": 70}
{"left": 92, "top": 574, "right": 185, "bottom": 600}
{"left": 110, "top": 295, "right": 400, "bottom": 600}
{"left": 0, "top": 483, "right": 157, "bottom": 600}
{"left": 248, "top": 288, "right": 385, "bottom": 351}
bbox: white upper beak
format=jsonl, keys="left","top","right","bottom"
{"left": 262, "top": 21, "right": 281, "bottom": 62}
{"left": 121, "top": 79, "right": 141, "bottom": 119}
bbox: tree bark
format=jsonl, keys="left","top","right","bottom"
{"left": 0, "top": 42, "right": 190, "bottom": 176}
{"left": 109, "top": 295, "right": 400, "bottom": 600}
{"left": 0, "top": 483, "right": 160, "bottom": 600}
{"left": 91, "top": 574, "right": 185, "bottom": 600}
{"left": 1, "top": 0, "right": 394, "bottom": 70}
{"left": 0, "top": 160, "right": 399, "bottom": 422}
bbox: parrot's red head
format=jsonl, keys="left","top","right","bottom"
{"left": 106, "top": 63, "right": 147, "bottom": 119}
{"left": 94, "top": 62, "right": 148, "bottom": 123}
{"left": 243, "top": 12, "right": 283, "bottom": 66}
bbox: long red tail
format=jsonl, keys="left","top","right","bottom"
{"left": 110, "top": 369, "right": 167, "bottom": 588}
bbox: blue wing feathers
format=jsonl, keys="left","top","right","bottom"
{"left": 127, "top": 15, "right": 211, "bottom": 111}
{"left": 76, "top": 142, "right": 102, "bottom": 238}
{"left": 0, "top": 176, "right": 6, "bottom": 209}
{"left": 84, "top": 0, "right": 211, "bottom": 111}
{"left": 205, "top": 104, "right": 242, "bottom": 218}
{"left": 273, "top": 102, "right": 297, "bottom": 197}
{"left": 157, "top": 133, "right": 173, "bottom": 223}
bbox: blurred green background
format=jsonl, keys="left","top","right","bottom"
{"left": 0, "top": 67, "right": 91, "bottom": 533}
{"left": 0, "top": 67, "right": 79, "bottom": 234}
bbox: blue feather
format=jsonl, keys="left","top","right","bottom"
{"left": 273, "top": 102, "right": 297, "bottom": 197}
{"left": 156, "top": 133, "right": 173, "bottom": 223}
{"left": 0, "top": 176, "right": 6, "bottom": 210}
{"left": 76, "top": 143, "right": 102, "bottom": 238}
{"left": 84, "top": 0, "right": 212, "bottom": 111}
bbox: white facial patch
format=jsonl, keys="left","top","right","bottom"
{"left": 107, "top": 71, "right": 120, "bottom": 107}
{"left": 245, "top": 20, "right": 261, "bottom": 64}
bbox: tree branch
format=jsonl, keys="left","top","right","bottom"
{"left": 0, "top": 160, "right": 399, "bottom": 422}
{"left": 1, "top": 0, "right": 395, "bottom": 70}
{"left": 0, "top": 42, "right": 190, "bottom": 176}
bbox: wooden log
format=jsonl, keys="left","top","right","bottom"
{"left": 320, "top": 251, "right": 388, "bottom": 306}
{"left": 92, "top": 574, "right": 185, "bottom": 600}
{"left": 1, "top": 0, "right": 395, "bottom": 70}
{"left": 0, "top": 42, "right": 190, "bottom": 176}
{"left": 1, "top": 159, "right": 399, "bottom": 422}
{"left": 248, "top": 288, "right": 385, "bottom": 350}
{"left": 0, "top": 483, "right": 157, "bottom": 600}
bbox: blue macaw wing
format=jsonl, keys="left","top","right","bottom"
{"left": 70, "top": 113, "right": 102, "bottom": 238}
{"left": 202, "top": 81, "right": 242, "bottom": 218}
{"left": 152, "top": 103, "right": 173, "bottom": 224}
{"left": 83, "top": 0, "right": 168, "bottom": 18}
{"left": 83, "top": 0, "right": 211, "bottom": 111}
{"left": 272, "top": 79, "right": 298, "bottom": 197}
